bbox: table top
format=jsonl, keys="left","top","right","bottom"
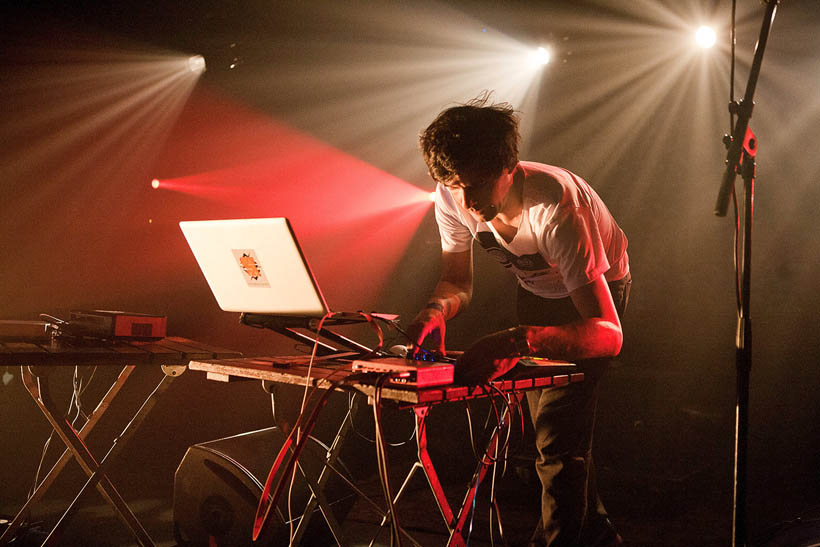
{"left": 0, "top": 336, "right": 242, "bottom": 366}
{"left": 188, "top": 355, "right": 584, "bottom": 405}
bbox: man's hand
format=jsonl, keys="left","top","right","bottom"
{"left": 407, "top": 249, "right": 473, "bottom": 359}
{"left": 406, "top": 307, "right": 447, "bottom": 358}
{"left": 454, "top": 327, "right": 526, "bottom": 384}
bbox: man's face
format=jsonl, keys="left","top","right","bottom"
{"left": 446, "top": 170, "right": 511, "bottom": 222}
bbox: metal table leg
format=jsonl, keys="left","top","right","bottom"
{"left": 367, "top": 404, "right": 458, "bottom": 547}
{"left": 43, "top": 365, "right": 185, "bottom": 545}
{"left": 0, "top": 365, "right": 136, "bottom": 545}
{"left": 10, "top": 365, "right": 183, "bottom": 547}
{"left": 289, "top": 402, "right": 357, "bottom": 547}
{"left": 446, "top": 393, "right": 522, "bottom": 547}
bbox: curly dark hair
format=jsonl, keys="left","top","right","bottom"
{"left": 419, "top": 94, "right": 520, "bottom": 187}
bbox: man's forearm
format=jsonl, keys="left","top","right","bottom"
{"left": 522, "top": 318, "right": 623, "bottom": 361}
{"left": 427, "top": 281, "right": 471, "bottom": 320}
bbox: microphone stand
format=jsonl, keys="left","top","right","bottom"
{"left": 713, "top": 2, "right": 778, "bottom": 546}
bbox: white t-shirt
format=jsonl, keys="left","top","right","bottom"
{"left": 435, "top": 161, "right": 629, "bottom": 299}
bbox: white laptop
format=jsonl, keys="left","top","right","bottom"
{"left": 179, "top": 218, "right": 329, "bottom": 316}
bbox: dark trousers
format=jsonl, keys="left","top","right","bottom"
{"left": 518, "top": 274, "right": 631, "bottom": 547}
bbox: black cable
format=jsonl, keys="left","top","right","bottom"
{"left": 511, "top": 392, "right": 527, "bottom": 455}
{"left": 253, "top": 376, "right": 346, "bottom": 542}
{"left": 347, "top": 391, "right": 416, "bottom": 447}
{"left": 373, "top": 373, "right": 403, "bottom": 546}
{"left": 71, "top": 365, "right": 97, "bottom": 425}
{"left": 286, "top": 364, "right": 350, "bottom": 543}
{"left": 464, "top": 389, "right": 515, "bottom": 544}
{"left": 462, "top": 382, "right": 520, "bottom": 508}
{"left": 482, "top": 384, "right": 515, "bottom": 465}
{"left": 29, "top": 365, "right": 96, "bottom": 498}
{"left": 387, "top": 320, "right": 443, "bottom": 362}
{"left": 257, "top": 370, "right": 387, "bottom": 543}
{"left": 466, "top": 475, "right": 479, "bottom": 546}
{"left": 464, "top": 400, "right": 481, "bottom": 462}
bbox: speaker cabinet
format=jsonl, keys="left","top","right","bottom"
{"left": 173, "top": 427, "right": 352, "bottom": 546}
{"left": 760, "top": 517, "right": 820, "bottom": 547}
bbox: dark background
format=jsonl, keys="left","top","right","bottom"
{"left": 2, "top": 1, "right": 819, "bottom": 545}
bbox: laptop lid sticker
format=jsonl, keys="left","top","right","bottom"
{"left": 232, "top": 249, "right": 271, "bottom": 287}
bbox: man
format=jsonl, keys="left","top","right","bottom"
{"left": 408, "top": 96, "right": 631, "bottom": 547}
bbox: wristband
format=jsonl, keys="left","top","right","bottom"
{"left": 424, "top": 301, "right": 445, "bottom": 313}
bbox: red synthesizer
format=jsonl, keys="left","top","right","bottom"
{"left": 351, "top": 357, "right": 454, "bottom": 388}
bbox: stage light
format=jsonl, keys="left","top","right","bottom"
{"left": 188, "top": 55, "right": 206, "bottom": 73}
{"left": 695, "top": 26, "right": 716, "bottom": 49}
{"left": 429, "top": 192, "right": 436, "bottom": 202}
{"left": 527, "top": 47, "right": 552, "bottom": 68}
{"left": 151, "top": 178, "right": 160, "bottom": 189}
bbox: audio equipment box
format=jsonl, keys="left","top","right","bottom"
{"left": 351, "top": 357, "right": 454, "bottom": 387}
{"left": 68, "top": 310, "right": 166, "bottom": 340}
{"left": 0, "top": 320, "right": 50, "bottom": 341}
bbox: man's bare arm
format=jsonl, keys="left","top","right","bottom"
{"left": 426, "top": 249, "right": 474, "bottom": 319}
{"left": 524, "top": 274, "right": 623, "bottom": 360}
{"left": 407, "top": 249, "right": 473, "bottom": 353}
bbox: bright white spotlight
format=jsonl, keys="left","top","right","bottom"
{"left": 695, "top": 26, "right": 716, "bottom": 49}
{"left": 428, "top": 191, "right": 436, "bottom": 202}
{"left": 151, "top": 178, "right": 160, "bottom": 189}
{"left": 527, "top": 47, "right": 551, "bottom": 68}
{"left": 187, "top": 55, "right": 206, "bottom": 73}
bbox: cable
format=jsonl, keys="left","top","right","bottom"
{"left": 256, "top": 355, "right": 384, "bottom": 542}
{"left": 295, "top": 308, "right": 385, "bottom": 428}
{"left": 29, "top": 431, "right": 57, "bottom": 500}
{"left": 287, "top": 363, "right": 348, "bottom": 545}
{"left": 464, "top": 385, "right": 516, "bottom": 467}
{"left": 509, "top": 392, "right": 527, "bottom": 456}
{"left": 286, "top": 310, "right": 358, "bottom": 539}
{"left": 28, "top": 364, "right": 96, "bottom": 499}
{"left": 388, "top": 321, "right": 444, "bottom": 362}
{"left": 253, "top": 375, "right": 346, "bottom": 542}
{"left": 465, "top": 401, "right": 481, "bottom": 462}
{"left": 271, "top": 308, "right": 347, "bottom": 545}
{"left": 373, "top": 374, "right": 403, "bottom": 547}
{"left": 70, "top": 365, "right": 97, "bottom": 425}
{"left": 295, "top": 311, "right": 334, "bottom": 429}
{"left": 470, "top": 389, "right": 520, "bottom": 547}
{"left": 489, "top": 466, "right": 505, "bottom": 547}
{"left": 347, "top": 391, "right": 416, "bottom": 447}
{"left": 465, "top": 476, "right": 479, "bottom": 546}
{"left": 481, "top": 385, "right": 515, "bottom": 465}
{"left": 487, "top": 396, "right": 517, "bottom": 547}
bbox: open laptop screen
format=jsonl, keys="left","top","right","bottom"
{"left": 180, "top": 218, "right": 329, "bottom": 316}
